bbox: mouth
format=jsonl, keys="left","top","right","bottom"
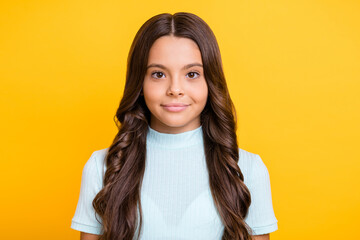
{"left": 161, "top": 103, "right": 189, "bottom": 112}
{"left": 161, "top": 103, "right": 189, "bottom": 107}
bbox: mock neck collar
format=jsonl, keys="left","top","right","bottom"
{"left": 146, "top": 125, "right": 203, "bottom": 149}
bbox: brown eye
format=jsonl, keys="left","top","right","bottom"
{"left": 151, "top": 71, "right": 165, "bottom": 79}
{"left": 187, "top": 72, "right": 200, "bottom": 79}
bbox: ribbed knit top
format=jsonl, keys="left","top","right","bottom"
{"left": 71, "top": 125, "right": 278, "bottom": 239}
{"left": 147, "top": 125, "right": 203, "bottom": 149}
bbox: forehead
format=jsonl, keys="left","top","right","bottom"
{"left": 148, "top": 36, "right": 203, "bottom": 65}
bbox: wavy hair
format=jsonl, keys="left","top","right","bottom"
{"left": 92, "top": 12, "right": 253, "bottom": 240}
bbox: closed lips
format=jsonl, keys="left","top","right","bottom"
{"left": 162, "top": 103, "right": 189, "bottom": 107}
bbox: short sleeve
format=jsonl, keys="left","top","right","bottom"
{"left": 71, "top": 151, "right": 104, "bottom": 235}
{"left": 244, "top": 154, "right": 278, "bottom": 235}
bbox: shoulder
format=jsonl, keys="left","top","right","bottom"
{"left": 83, "top": 147, "right": 109, "bottom": 184}
{"left": 238, "top": 148, "right": 278, "bottom": 235}
{"left": 237, "top": 147, "right": 269, "bottom": 185}
{"left": 90, "top": 148, "right": 109, "bottom": 164}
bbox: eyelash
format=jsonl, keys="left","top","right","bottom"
{"left": 150, "top": 71, "right": 200, "bottom": 79}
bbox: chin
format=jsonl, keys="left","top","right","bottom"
{"left": 161, "top": 122, "right": 188, "bottom": 128}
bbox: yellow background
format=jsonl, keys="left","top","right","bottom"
{"left": 1, "top": 0, "right": 359, "bottom": 239}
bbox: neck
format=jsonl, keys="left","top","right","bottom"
{"left": 146, "top": 125, "right": 203, "bottom": 149}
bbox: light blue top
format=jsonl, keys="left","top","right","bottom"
{"left": 71, "top": 125, "right": 278, "bottom": 239}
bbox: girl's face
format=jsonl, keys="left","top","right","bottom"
{"left": 143, "top": 36, "right": 208, "bottom": 134}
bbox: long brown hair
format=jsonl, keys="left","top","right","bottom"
{"left": 92, "top": 12, "right": 253, "bottom": 240}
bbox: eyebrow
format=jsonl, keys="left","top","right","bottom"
{"left": 146, "top": 63, "right": 203, "bottom": 70}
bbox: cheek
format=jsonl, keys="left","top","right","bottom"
{"left": 143, "top": 81, "right": 163, "bottom": 103}
{"left": 192, "top": 82, "right": 208, "bottom": 103}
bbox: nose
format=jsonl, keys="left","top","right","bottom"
{"left": 166, "top": 76, "right": 184, "bottom": 96}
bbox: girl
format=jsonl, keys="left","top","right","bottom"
{"left": 71, "top": 12, "right": 278, "bottom": 240}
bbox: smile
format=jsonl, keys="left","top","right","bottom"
{"left": 162, "top": 105, "right": 189, "bottom": 112}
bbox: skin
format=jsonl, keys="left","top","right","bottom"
{"left": 253, "top": 234, "right": 270, "bottom": 240}
{"left": 80, "top": 232, "right": 269, "bottom": 240}
{"left": 79, "top": 35, "right": 270, "bottom": 240}
{"left": 142, "top": 35, "right": 208, "bottom": 134}
{"left": 80, "top": 232, "right": 99, "bottom": 240}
